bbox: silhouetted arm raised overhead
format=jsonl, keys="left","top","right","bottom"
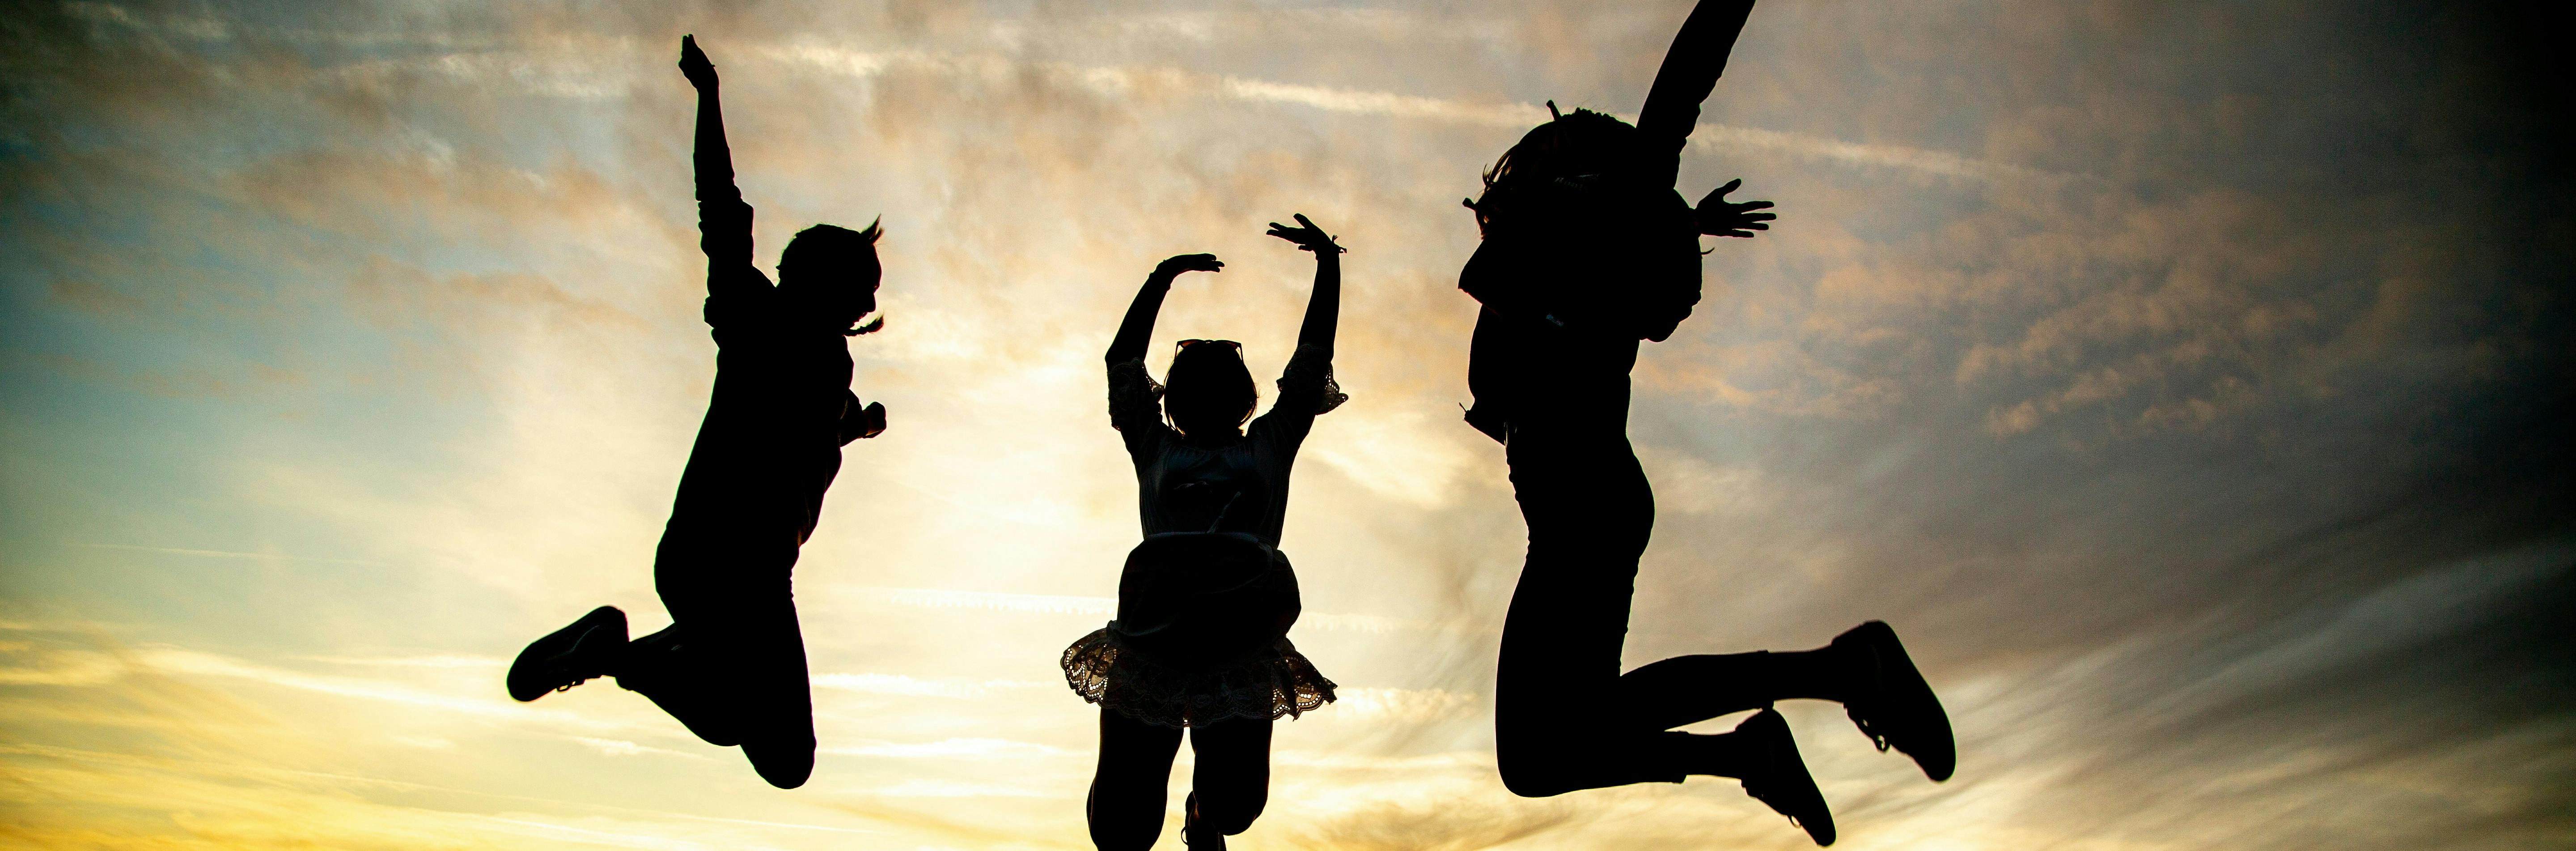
{"left": 1106, "top": 254, "right": 1218, "bottom": 447}
{"left": 1635, "top": 4, "right": 1779, "bottom": 239}
{"left": 679, "top": 35, "right": 764, "bottom": 327}
{"left": 1264, "top": 214, "right": 1348, "bottom": 427}
{"left": 1107, "top": 253, "right": 1223, "bottom": 366}
{"left": 1634, "top": 0, "right": 1756, "bottom": 188}
{"left": 1267, "top": 214, "right": 1342, "bottom": 354}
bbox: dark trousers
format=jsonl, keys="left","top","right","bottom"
{"left": 1485, "top": 311, "right": 1814, "bottom": 797}
{"left": 1088, "top": 710, "right": 1272, "bottom": 850}
{"left": 616, "top": 523, "right": 818, "bottom": 789}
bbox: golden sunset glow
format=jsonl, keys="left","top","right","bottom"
{"left": 4, "top": 2, "right": 2571, "bottom": 849}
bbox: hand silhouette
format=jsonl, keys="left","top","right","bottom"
{"left": 1695, "top": 179, "right": 1775, "bottom": 238}
{"left": 853, "top": 401, "right": 887, "bottom": 440}
{"left": 1266, "top": 213, "right": 1345, "bottom": 254}
{"left": 679, "top": 35, "right": 719, "bottom": 89}
{"left": 1157, "top": 254, "right": 1224, "bottom": 277}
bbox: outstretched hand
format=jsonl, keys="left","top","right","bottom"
{"left": 679, "top": 35, "right": 719, "bottom": 89}
{"left": 842, "top": 399, "right": 887, "bottom": 443}
{"left": 1696, "top": 179, "right": 1775, "bottom": 238}
{"left": 1266, "top": 213, "right": 1345, "bottom": 254}
{"left": 1157, "top": 253, "right": 1224, "bottom": 277}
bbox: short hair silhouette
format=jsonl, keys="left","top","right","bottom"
{"left": 1163, "top": 341, "right": 1258, "bottom": 437}
{"left": 780, "top": 219, "right": 885, "bottom": 335}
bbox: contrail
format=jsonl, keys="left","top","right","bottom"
{"left": 760, "top": 43, "right": 2063, "bottom": 183}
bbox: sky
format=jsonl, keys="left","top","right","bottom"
{"left": 3, "top": 0, "right": 2572, "bottom": 849}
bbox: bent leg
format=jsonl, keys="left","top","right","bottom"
{"left": 616, "top": 624, "right": 746, "bottom": 747}
{"left": 734, "top": 582, "right": 816, "bottom": 789}
{"left": 1617, "top": 647, "right": 1855, "bottom": 732}
{"left": 1089, "top": 709, "right": 1183, "bottom": 851}
{"left": 626, "top": 525, "right": 816, "bottom": 787}
{"left": 616, "top": 600, "right": 814, "bottom": 786}
{"left": 1188, "top": 718, "right": 1274, "bottom": 836}
{"left": 1494, "top": 424, "right": 1676, "bottom": 796}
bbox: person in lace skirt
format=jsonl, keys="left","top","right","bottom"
{"left": 1457, "top": 1, "right": 1954, "bottom": 845}
{"left": 1065, "top": 215, "right": 1347, "bottom": 850}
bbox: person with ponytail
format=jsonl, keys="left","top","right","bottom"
{"left": 1459, "top": 2, "right": 1954, "bottom": 844}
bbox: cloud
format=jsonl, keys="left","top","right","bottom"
{"left": 757, "top": 39, "right": 2052, "bottom": 185}
{"left": 856, "top": 586, "right": 1117, "bottom": 617}
{"left": 1286, "top": 796, "right": 1584, "bottom": 851}
{"left": 571, "top": 736, "right": 712, "bottom": 760}
{"left": 3, "top": 1, "right": 2571, "bottom": 849}
{"left": 847, "top": 779, "right": 1051, "bottom": 799}
{"left": 1326, "top": 687, "right": 1477, "bottom": 723}
{"left": 812, "top": 672, "right": 1051, "bottom": 698}
{"left": 70, "top": 542, "right": 385, "bottom": 566}
{"left": 825, "top": 736, "right": 1070, "bottom": 759}
{"left": 46, "top": 279, "right": 147, "bottom": 317}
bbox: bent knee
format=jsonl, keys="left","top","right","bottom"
{"left": 1498, "top": 768, "right": 1577, "bottom": 799}
{"left": 1495, "top": 745, "right": 1580, "bottom": 799}
{"left": 744, "top": 739, "right": 814, "bottom": 789}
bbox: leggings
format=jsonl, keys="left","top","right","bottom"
{"left": 1088, "top": 710, "right": 1272, "bottom": 850}
{"left": 1487, "top": 313, "right": 1834, "bottom": 797}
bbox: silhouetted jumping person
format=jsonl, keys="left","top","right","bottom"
{"left": 1062, "top": 216, "right": 1349, "bottom": 850}
{"left": 503, "top": 35, "right": 888, "bottom": 790}
{"left": 1457, "top": 1, "right": 1952, "bottom": 843}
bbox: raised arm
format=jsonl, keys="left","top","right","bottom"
{"left": 1108, "top": 254, "right": 1222, "bottom": 366}
{"left": 679, "top": 36, "right": 754, "bottom": 282}
{"left": 1263, "top": 214, "right": 1348, "bottom": 428}
{"left": 1267, "top": 214, "right": 1342, "bottom": 352}
{"left": 1633, "top": 3, "right": 1776, "bottom": 239}
{"left": 1634, "top": 0, "right": 1756, "bottom": 187}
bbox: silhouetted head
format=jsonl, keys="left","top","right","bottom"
{"left": 1163, "top": 339, "right": 1257, "bottom": 440}
{"left": 1466, "top": 107, "right": 1643, "bottom": 236}
{"left": 778, "top": 220, "right": 883, "bottom": 335}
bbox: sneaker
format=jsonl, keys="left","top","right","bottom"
{"left": 1736, "top": 707, "right": 1835, "bottom": 846}
{"left": 1833, "top": 620, "right": 1955, "bottom": 782}
{"left": 507, "top": 606, "right": 627, "bottom": 702}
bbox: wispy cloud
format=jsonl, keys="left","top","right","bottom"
{"left": 847, "top": 779, "right": 1053, "bottom": 799}
{"left": 68, "top": 542, "right": 386, "bottom": 566}
{"left": 825, "top": 736, "right": 1070, "bottom": 759}
{"left": 126, "top": 645, "right": 637, "bottom": 733}
{"left": 756, "top": 42, "right": 2054, "bottom": 183}
{"left": 570, "top": 736, "right": 712, "bottom": 761}
{"left": 812, "top": 671, "right": 1051, "bottom": 697}
{"left": 6, "top": 1, "right": 2569, "bottom": 849}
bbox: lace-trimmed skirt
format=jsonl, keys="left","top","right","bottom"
{"left": 1062, "top": 531, "right": 1337, "bottom": 728}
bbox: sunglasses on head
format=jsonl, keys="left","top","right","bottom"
{"left": 1176, "top": 339, "right": 1242, "bottom": 353}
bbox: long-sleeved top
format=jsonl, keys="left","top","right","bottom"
{"left": 661, "top": 169, "right": 874, "bottom": 564}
